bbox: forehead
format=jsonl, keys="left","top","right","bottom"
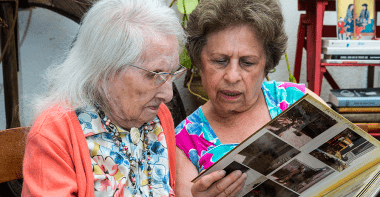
{"left": 138, "top": 33, "right": 179, "bottom": 70}
{"left": 203, "top": 25, "right": 264, "bottom": 55}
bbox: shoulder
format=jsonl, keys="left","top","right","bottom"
{"left": 175, "top": 106, "right": 204, "bottom": 136}
{"left": 262, "top": 81, "right": 305, "bottom": 102}
{"left": 28, "top": 104, "right": 81, "bottom": 144}
{"left": 263, "top": 81, "right": 306, "bottom": 118}
{"left": 263, "top": 81, "right": 305, "bottom": 93}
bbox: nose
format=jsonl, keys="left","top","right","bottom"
{"left": 223, "top": 61, "right": 242, "bottom": 84}
{"left": 157, "top": 78, "right": 173, "bottom": 103}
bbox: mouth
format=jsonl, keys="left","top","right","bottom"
{"left": 148, "top": 105, "right": 160, "bottom": 111}
{"left": 220, "top": 90, "right": 242, "bottom": 100}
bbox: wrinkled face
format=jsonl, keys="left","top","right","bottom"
{"left": 200, "top": 25, "right": 266, "bottom": 114}
{"left": 107, "top": 34, "right": 179, "bottom": 129}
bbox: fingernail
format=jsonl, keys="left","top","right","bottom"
{"left": 219, "top": 170, "right": 226, "bottom": 176}
{"left": 234, "top": 170, "right": 242, "bottom": 176}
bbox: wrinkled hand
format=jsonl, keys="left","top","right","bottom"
{"left": 191, "top": 170, "right": 247, "bottom": 197}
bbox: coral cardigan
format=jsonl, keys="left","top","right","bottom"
{"left": 22, "top": 103, "right": 176, "bottom": 197}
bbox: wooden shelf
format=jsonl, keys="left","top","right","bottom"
{"left": 294, "top": 0, "right": 380, "bottom": 95}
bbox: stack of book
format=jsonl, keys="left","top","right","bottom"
{"left": 329, "top": 88, "right": 380, "bottom": 140}
{"left": 321, "top": 39, "right": 380, "bottom": 63}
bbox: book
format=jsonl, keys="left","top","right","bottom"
{"left": 329, "top": 88, "right": 380, "bottom": 107}
{"left": 324, "top": 54, "right": 380, "bottom": 60}
{"left": 322, "top": 39, "right": 380, "bottom": 48}
{"left": 340, "top": 112, "right": 380, "bottom": 122}
{"left": 322, "top": 163, "right": 380, "bottom": 197}
{"left": 321, "top": 59, "right": 380, "bottom": 63}
{"left": 355, "top": 123, "right": 380, "bottom": 133}
{"left": 322, "top": 47, "right": 380, "bottom": 55}
{"left": 192, "top": 94, "right": 380, "bottom": 197}
{"left": 335, "top": 106, "right": 380, "bottom": 113}
{"left": 355, "top": 123, "right": 368, "bottom": 133}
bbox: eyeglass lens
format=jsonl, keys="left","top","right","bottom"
{"left": 153, "top": 67, "right": 186, "bottom": 86}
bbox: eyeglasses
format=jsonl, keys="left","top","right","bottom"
{"left": 129, "top": 64, "right": 187, "bottom": 87}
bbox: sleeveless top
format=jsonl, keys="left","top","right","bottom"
{"left": 175, "top": 81, "right": 306, "bottom": 173}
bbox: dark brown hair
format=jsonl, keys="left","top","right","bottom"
{"left": 185, "top": 0, "right": 288, "bottom": 75}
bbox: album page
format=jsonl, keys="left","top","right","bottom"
{"left": 192, "top": 94, "right": 380, "bottom": 197}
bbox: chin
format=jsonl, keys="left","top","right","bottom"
{"left": 142, "top": 112, "right": 158, "bottom": 123}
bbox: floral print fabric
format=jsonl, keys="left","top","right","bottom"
{"left": 75, "top": 105, "right": 171, "bottom": 197}
{"left": 175, "top": 81, "right": 305, "bottom": 173}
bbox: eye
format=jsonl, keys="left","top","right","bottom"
{"left": 214, "top": 59, "right": 228, "bottom": 65}
{"left": 146, "top": 72, "right": 156, "bottom": 79}
{"left": 241, "top": 61, "right": 255, "bottom": 67}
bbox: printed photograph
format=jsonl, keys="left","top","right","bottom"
{"left": 266, "top": 100, "right": 337, "bottom": 148}
{"left": 243, "top": 179, "right": 299, "bottom": 197}
{"left": 240, "top": 176, "right": 267, "bottom": 196}
{"left": 312, "top": 128, "right": 376, "bottom": 167}
{"left": 235, "top": 132, "right": 300, "bottom": 175}
{"left": 309, "top": 149, "right": 349, "bottom": 172}
{"left": 270, "top": 159, "right": 334, "bottom": 193}
{"left": 223, "top": 161, "right": 250, "bottom": 176}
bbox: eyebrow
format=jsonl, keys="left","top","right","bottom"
{"left": 151, "top": 64, "right": 181, "bottom": 74}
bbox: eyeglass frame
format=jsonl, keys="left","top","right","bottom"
{"left": 128, "top": 63, "right": 187, "bottom": 87}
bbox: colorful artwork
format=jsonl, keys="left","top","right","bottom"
{"left": 336, "top": 0, "right": 376, "bottom": 40}
{"left": 354, "top": 0, "right": 376, "bottom": 39}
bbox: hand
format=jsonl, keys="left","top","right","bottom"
{"left": 191, "top": 170, "right": 247, "bottom": 197}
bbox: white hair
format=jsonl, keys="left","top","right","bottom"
{"left": 30, "top": 0, "right": 185, "bottom": 122}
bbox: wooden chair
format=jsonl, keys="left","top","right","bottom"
{"left": 0, "top": 127, "right": 30, "bottom": 184}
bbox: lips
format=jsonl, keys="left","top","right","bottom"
{"left": 147, "top": 104, "right": 160, "bottom": 111}
{"left": 221, "top": 90, "right": 242, "bottom": 100}
{"left": 149, "top": 106, "right": 159, "bottom": 110}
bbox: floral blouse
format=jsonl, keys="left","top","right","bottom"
{"left": 175, "top": 81, "right": 306, "bottom": 173}
{"left": 75, "top": 105, "right": 172, "bottom": 197}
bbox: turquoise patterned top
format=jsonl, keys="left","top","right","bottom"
{"left": 175, "top": 81, "right": 305, "bottom": 173}
{"left": 75, "top": 105, "right": 172, "bottom": 197}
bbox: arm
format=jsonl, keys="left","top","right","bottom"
{"left": 22, "top": 133, "right": 78, "bottom": 196}
{"left": 175, "top": 147, "right": 247, "bottom": 197}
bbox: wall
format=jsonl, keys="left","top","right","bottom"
{"left": 1, "top": 0, "right": 379, "bottom": 129}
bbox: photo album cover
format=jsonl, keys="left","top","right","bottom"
{"left": 192, "top": 94, "right": 380, "bottom": 197}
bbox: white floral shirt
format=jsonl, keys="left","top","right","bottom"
{"left": 75, "top": 105, "right": 172, "bottom": 197}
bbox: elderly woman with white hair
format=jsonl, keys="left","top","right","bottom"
{"left": 22, "top": 0, "right": 185, "bottom": 196}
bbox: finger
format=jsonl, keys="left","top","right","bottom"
{"left": 211, "top": 170, "right": 246, "bottom": 197}
{"left": 226, "top": 177, "right": 246, "bottom": 197}
{"left": 192, "top": 170, "right": 227, "bottom": 193}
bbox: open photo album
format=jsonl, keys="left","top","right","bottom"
{"left": 192, "top": 94, "right": 380, "bottom": 197}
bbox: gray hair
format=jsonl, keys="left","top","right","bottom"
{"left": 31, "top": 0, "right": 185, "bottom": 122}
{"left": 185, "top": 0, "right": 287, "bottom": 75}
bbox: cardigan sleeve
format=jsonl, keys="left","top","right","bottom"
{"left": 22, "top": 106, "right": 94, "bottom": 197}
{"left": 22, "top": 132, "right": 79, "bottom": 197}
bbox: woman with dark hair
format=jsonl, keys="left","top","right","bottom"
{"left": 175, "top": 0, "right": 326, "bottom": 196}
{"left": 344, "top": 4, "right": 354, "bottom": 23}
{"left": 359, "top": 3, "right": 370, "bottom": 24}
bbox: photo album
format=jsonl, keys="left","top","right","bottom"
{"left": 192, "top": 94, "right": 380, "bottom": 197}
